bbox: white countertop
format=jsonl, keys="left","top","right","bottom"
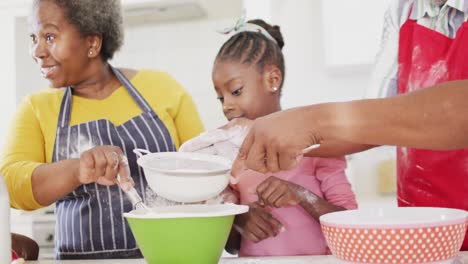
{"left": 26, "top": 256, "right": 332, "bottom": 264}
{"left": 25, "top": 252, "right": 468, "bottom": 264}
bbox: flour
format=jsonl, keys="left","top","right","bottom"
{"left": 407, "top": 45, "right": 448, "bottom": 92}
{"left": 67, "top": 133, "right": 97, "bottom": 159}
{"left": 298, "top": 189, "right": 317, "bottom": 204}
{"left": 144, "top": 190, "right": 182, "bottom": 207}
{"left": 143, "top": 186, "right": 229, "bottom": 208}
{"left": 399, "top": 147, "right": 409, "bottom": 168}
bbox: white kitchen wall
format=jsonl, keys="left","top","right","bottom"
{"left": 110, "top": 0, "right": 378, "bottom": 128}
{"left": 0, "top": 7, "right": 27, "bottom": 151}
{"left": 111, "top": 17, "right": 232, "bottom": 129}
{"left": 321, "top": 0, "right": 392, "bottom": 66}
{"left": 270, "top": 0, "right": 371, "bottom": 108}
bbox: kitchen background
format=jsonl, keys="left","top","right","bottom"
{"left": 0, "top": 0, "right": 396, "bottom": 259}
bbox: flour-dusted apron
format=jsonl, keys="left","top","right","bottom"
{"left": 397, "top": 8, "right": 468, "bottom": 250}
{"left": 53, "top": 66, "right": 175, "bottom": 259}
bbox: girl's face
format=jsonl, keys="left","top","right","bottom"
{"left": 29, "top": 1, "right": 95, "bottom": 88}
{"left": 212, "top": 60, "right": 281, "bottom": 121}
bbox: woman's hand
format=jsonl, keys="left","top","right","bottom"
{"left": 78, "top": 145, "right": 131, "bottom": 186}
{"left": 31, "top": 145, "right": 133, "bottom": 206}
{"left": 256, "top": 176, "right": 306, "bottom": 208}
{"left": 233, "top": 202, "right": 283, "bottom": 243}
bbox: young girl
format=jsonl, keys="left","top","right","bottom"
{"left": 184, "top": 18, "right": 358, "bottom": 256}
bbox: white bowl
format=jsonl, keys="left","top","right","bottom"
{"left": 124, "top": 203, "right": 249, "bottom": 219}
{"left": 134, "top": 150, "right": 231, "bottom": 203}
{"left": 320, "top": 207, "right": 468, "bottom": 264}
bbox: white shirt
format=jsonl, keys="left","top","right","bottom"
{"left": 366, "top": 0, "right": 468, "bottom": 98}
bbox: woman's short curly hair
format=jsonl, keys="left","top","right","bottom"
{"left": 33, "top": 0, "right": 124, "bottom": 61}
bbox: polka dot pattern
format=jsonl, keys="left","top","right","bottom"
{"left": 321, "top": 223, "right": 467, "bottom": 264}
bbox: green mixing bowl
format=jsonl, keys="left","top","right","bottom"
{"left": 124, "top": 204, "right": 248, "bottom": 264}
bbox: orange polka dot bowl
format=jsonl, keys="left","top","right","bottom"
{"left": 320, "top": 207, "right": 468, "bottom": 264}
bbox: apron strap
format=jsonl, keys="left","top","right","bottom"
{"left": 57, "top": 87, "right": 73, "bottom": 128}
{"left": 57, "top": 65, "right": 157, "bottom": 128}
{"left": 408, "top": 2, "right": 415, "bottom": 20}
{"left": 110, "top": 66, "right": 154, "bottom": 113}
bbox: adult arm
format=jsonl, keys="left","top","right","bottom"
{"left": 233, "top": 80, "right": 468, "bottom": 173}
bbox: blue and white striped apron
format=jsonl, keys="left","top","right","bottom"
{"left": 53, "top": 66, "right": 176, "bottom": 259}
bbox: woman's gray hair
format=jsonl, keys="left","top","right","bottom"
{"left": 34, "top": 0, "right": 124, "bottom": 61}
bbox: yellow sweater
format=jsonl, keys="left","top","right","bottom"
{"left": 0, "top": 69, "right": 204, "bottom": 210}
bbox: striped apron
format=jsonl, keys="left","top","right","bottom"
{"left": 53, "top": 66, "right": 176, "bottom": 259}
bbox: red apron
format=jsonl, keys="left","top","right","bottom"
{"left": 397, "top": 9, "right": 468, "bottom": 250}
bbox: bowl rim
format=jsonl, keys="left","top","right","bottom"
{"left": 136, "top": 151, "right": 231, "bottom": 176}
{"left": 320, "top": 207, "right": 468, "bottom": 229}
{"left": 123, "top": 204, "right": 249, "bottom": 219}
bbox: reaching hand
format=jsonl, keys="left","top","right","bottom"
{"left": 231, "top": 107, "right": 321, "bottom": 175}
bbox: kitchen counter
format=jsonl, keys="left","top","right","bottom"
{"left": 25, "top": 252, "right": 468, "bottom": 264}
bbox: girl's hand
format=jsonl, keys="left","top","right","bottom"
{"left": 78, "top": 145, "right": 131, "bottom": 186}
{"left": 256, "top": 176, "right": 307, "bottom": 208}
{"left": 234, "top": 202, "right": 283, "bottom": 243}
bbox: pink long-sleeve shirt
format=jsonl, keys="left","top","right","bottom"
{"left": 235, "top": 156, "right": 358, "bottom": 257}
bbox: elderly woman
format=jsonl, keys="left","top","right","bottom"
{"left": 0, "top": 0, "right": 204, "bottom": 259}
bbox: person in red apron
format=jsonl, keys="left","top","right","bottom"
{"left": 397, "top": 3, "right": 468, "bottom": 250}
{"left": 228, "top": 0, "right": 468, "bottom": 252}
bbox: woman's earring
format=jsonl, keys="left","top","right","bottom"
{"left": 88, "top": 50, "right": 93, "bottom": 56}
{"left": 272, "top": 87, "right": 278, "bottom": 93}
